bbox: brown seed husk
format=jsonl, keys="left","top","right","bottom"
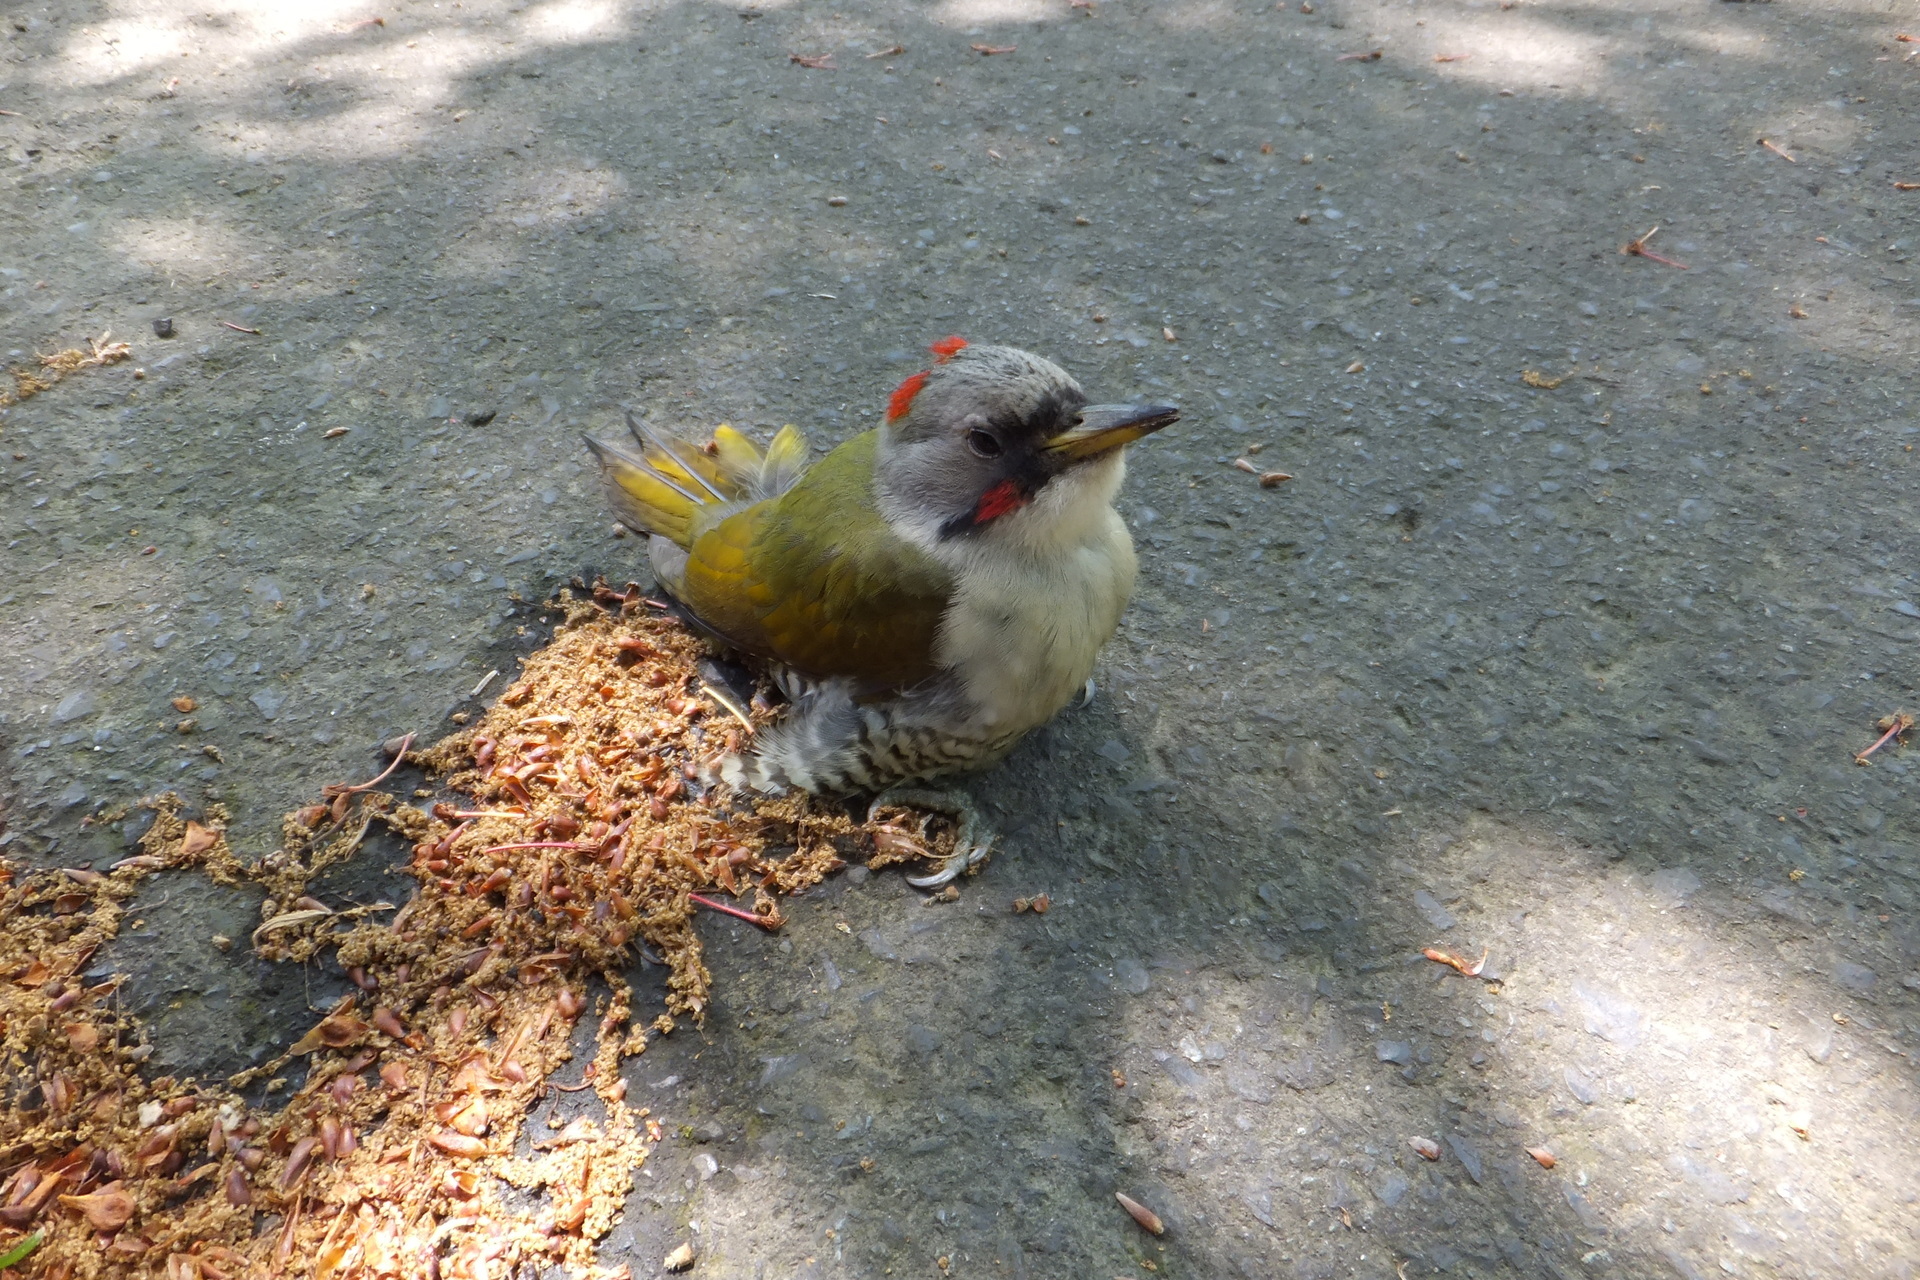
{"left": 1115, "top": 1190, "right": 1165, "bottom": 1235}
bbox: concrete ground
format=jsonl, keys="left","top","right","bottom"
{"left": 3, "top": 0, "right": 1919, "bottom": 1275}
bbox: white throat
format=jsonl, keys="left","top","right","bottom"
{"left": 879, "top": 453, "right": 1138, "bottom": 737}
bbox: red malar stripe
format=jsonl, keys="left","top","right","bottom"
{"left": 974, "top": 479, "right": 1026, "bottom": 524}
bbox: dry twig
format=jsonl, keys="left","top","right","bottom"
{"left": 1621, "top": 225, "right": 1688, "bottom": 269}
{"left": 1855, "top": 712, "right": 1914, "bottom": 765}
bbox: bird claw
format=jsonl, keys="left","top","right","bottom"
{"left": 867, "top": 787, "right": 996, "bottom": 890}
{"left": 904, "top": 842, "right": 992, "bottom": 889}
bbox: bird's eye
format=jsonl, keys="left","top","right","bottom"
{"left": 965, "top": 429, "right": 1002, "bottom": 459}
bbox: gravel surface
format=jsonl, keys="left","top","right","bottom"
{"left": 4, "top": 0, "right": 1919, "bottom": 1276}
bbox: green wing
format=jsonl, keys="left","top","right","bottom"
{"left": 678, "top": 431, "right": 952, "bottom": 689}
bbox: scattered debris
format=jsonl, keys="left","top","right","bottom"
{"left": 0, "top": 333, "right": 132, "bottom": 409}
{"left": 0, "top": 587, "right": 954, "bottom": 1279}
{"left": 689, "top": 892, "right": 782, "bottom": 931}
{"left": 1115, "top": 1191, "right": 1165, "bottom": 1235}
{"left": 1423, "top": 946, "right": 1489, "bottom": 978}
{"left": 1011, "top": 893, "right": 1051, "bottom": 914}
{"left": 1621, "top": 225, "right": 1688, "bottom": 269}
{"left": 865, "top": 44, "right": 905, "bottom": 57}
{"left": 1855, "top": 711, "right": 1913, "bottom": 765}
{"left": 971, "top": 43, "right": 1017, "bottom": 54}
{"left": 1521, "top": 370, "right": 1565, "bottom": 389}
{"left": 789, "top": 53, "right": 835, "bottom": 69}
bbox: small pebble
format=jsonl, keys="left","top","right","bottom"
{"left": 664, "top": 1241, "right": 696, "bottom": 1271}
{"left": 1408, "top": 1136, "right": 1441, "bottom": 1160}
{"left": 153, "top": 317, "right": 174, "bottom": 338}
{"left": 1375, "top": 1039, "right": 1414, "bottom": 1066}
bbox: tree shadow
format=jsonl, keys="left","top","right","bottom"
{"left": 2, "top": 0, "right": 1916, "bottom": 1275}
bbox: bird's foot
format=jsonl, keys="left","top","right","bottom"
{"left": 866, "top": 787, "right": 995, "bottom": 889}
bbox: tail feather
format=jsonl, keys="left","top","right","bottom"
{"left": 583, "top": 432, "right": 703, "bottom": 546}
{"left": 627, "top": 412, "right": 731, "bottom": 505}
{"left": 585, "top": 417, "right": 812, "bottom": 548}
{"left": 760, "top": 425, "right": 809, "bottom": 499}
{"left": 709, "top": 425, "right": 765, "bottom": 493}
{"left": 705, "top": 422, "right": 811, "bottom": 502}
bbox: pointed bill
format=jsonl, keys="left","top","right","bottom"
{"left": 1043, "top": 403, "right": 1180, "bottom": 463}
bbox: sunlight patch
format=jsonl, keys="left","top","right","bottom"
{"left": 114, "top": 216, "right": 252, "bottom": 276}
{"left": 934, "top": 0, "right": 1057, "bottom": 26}
{"left": 522, "top": 0, "right": 630, "bottom": 42}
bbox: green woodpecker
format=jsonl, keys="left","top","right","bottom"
{"left": 585, "top": 337, "right": 1178, "bottom": 800}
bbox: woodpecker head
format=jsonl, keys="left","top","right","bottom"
{"left": 873, "top": 338, "right": 1179, "bottom": 547}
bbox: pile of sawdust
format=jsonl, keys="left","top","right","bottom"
{"left": 0, "top": 335, "right": 131, "bottom": 410}
{"left": 0, "top": 589, "right": 957, "bottom": 1279}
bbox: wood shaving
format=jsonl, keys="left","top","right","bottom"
{"left": 0, "top": 334, "right": 132, "bottom": 410}
{"left": 0, "top": 588, "right": 951, "bottom": 1278}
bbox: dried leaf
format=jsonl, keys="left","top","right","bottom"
{"left": 1525, "top": 1146, "right": 1556, "bottom": 1169}
{"left": 181, "top": 821, "right": 220, "bottom": 856}
{"left": 253, "top": 907, "right": 334, "bottom": 946}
